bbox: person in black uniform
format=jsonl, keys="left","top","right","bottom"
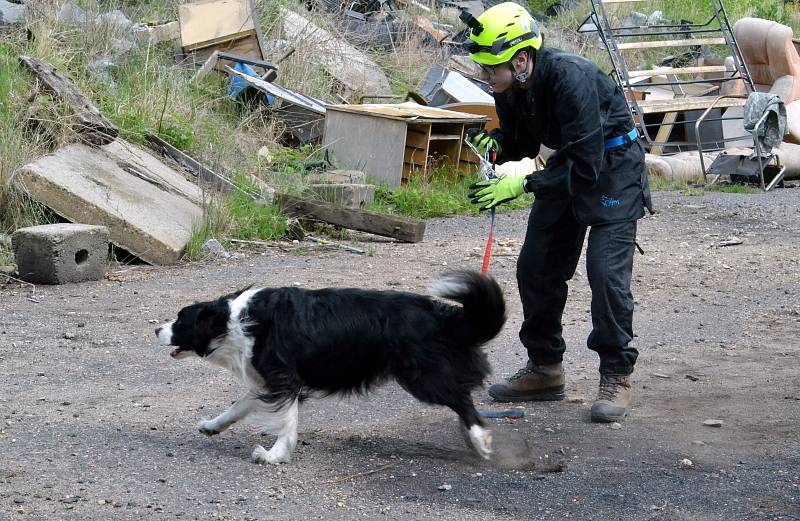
{"left": 461, "top": 2, "right": 653, "bottom": 422}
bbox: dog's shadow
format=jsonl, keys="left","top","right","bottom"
{"left": 285, "top": 424, "right": 538, "bottom": 471}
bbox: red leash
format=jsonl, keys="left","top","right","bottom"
{"left": 481, "top": 151, "right": 498, "bottom": 276}
{"left": 481, "top": 208, "right": 496, "bottom": 276}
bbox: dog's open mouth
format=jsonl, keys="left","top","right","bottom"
{"left": 170, "top": 348, "right": 182, "bottom": 358}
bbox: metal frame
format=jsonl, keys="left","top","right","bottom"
{"left": 584, "top": 0, "right": 756, "bottom": 156}
{"left": 697, "top": 100, "right": 786, "bottom": 191}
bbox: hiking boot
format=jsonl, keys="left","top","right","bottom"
{"left": 488, "top": 361, "right": 565, "bottom": 402}
{"left": 590, "top": 375, "right": 632, "bottom": 423}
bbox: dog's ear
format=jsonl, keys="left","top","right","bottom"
{"left": 228, "top": 285, "right": 253, "bottom": 299}
{"left": 196, "top": 303, "right": 229, "bottom": 333}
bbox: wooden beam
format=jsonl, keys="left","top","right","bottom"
{"left": 636, "top": 96, "right": 746, "bottom": 114}
{"left": 649, "top": 111, "right": 678, "bottom": 155}
{"left": 617, "top": 38, "right": 726, "bottom": 50}
{"left": 627, "top": 65, "right": 729, "bottom": 78}
{"left": 144, "top": 134, "right": 237, "bottom": 193}
{"left": 193, "top": 51, "right": 277, "bottom": 83}
{"left": 274, "top": 193, "right": 426, "bottom": 243}
{"left": 19, "top": 56, "right": 118, "bottom": 146}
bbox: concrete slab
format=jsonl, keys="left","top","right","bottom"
{"left": 279, "top": 8, "right": 390, "bottom": 99}
{"left": 306, "top": 183, "right": 376, "bottom": 210}
{"left": 12, "top": 224, "right": 109, "bottom": 284}
{"left": 14, "top": 140, "right": 204, "bottom": 265}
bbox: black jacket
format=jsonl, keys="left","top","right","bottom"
{"left": 491, "top": 47, "right": 653, "bottom": 228}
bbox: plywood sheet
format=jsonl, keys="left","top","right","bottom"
{"left": 180, "top": 0, "right": 255, "bottom": 51}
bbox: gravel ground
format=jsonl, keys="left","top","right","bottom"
{"left": 1, "top": 189, "right": 799, "bottom": 520}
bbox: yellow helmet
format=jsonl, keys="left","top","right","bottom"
{"left": 461, "top": 2, "right": 542, "bottom": 66}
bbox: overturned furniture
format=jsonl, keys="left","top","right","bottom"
{"left": 586, "top": 0, "right": 755, "bottom": 155}
{"left": 587, "top": 0, "right": 792, "bottom": 189}
{"left": 179, "top": 0, "right": 270, "bottom": 75}
{"left": 227, "top": 67, "right": 327, "bottom": 143}
{"left": 322, "top": 101, "right": 488, "bottom": 188}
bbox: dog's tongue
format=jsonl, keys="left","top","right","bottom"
{"left": 170, "top": 348, "right": 180, "bottom": 358}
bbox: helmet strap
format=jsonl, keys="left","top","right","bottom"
{"left": 509, "top": 49, "right": 535, "bottom": 90}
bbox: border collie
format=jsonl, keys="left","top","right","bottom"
{"left": 155, "top": 271, "right": 505, "bottom": 465}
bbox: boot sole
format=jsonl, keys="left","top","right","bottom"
{"left": 488, "top": 387, "right": 566, "bottom": 403}
{"left": 590, "top": 409, "right": 627, "bottom": 423}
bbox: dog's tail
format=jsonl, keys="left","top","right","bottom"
{"left": 429, "top": 270, "right": 506, "bottom": 345}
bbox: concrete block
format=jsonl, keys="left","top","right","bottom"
{"left": 15, "top": 140, "right": 204, "bottom": 265}
{"left": 306, "top": 183, "right": 376, "bottom": 210}
{"left": 12, "top": 224, "right": 109, "bottom": 284}
{"left": 306, "top": 169, "right": 366, "bottom": 185}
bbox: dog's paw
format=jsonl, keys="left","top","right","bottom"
{"left": 467, "top": 425, "right": 493, "bottom": 460}
{"left": 251, "top": 444, "right": 291, "bottom": 465}
{"left": 197, "top": 420, "right": 220, "bottom": 436}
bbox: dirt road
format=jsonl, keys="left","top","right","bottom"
{"left": 1, "top": 189, "right": 799, "bottom": 520}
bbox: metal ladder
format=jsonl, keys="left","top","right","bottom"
{"left": 583, "top": 0, "right": 757, "bottom": 157}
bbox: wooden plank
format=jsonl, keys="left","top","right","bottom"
{"left": 637, "top": 96, "right": 746, "bottom": 114}
{"left": 323, "top": 110, "right": 406, "bottom": 188}
{"left": 179, "top": 0, "right": 255, "bottom": 50}
{"left": 617, "top": 38, "right": 727, "bottom": 50}
{"left": 274, "top": 194, "right": 426, "bottom": 243}
{"left": 19, "top": 56, "right": 118, "bottom": 146}
{"left": 193, "top": 50, "right": 277, "bottom": 82}
{"left": 189, "top": 34, "right": 262, "bottom": 68}
{"left": 144, "top": 134, "right": 238, "bottom": 194}
{"left": 429, "top": 134, "right": 461, "bottom": 140}
{"left": 649, "top": 111, "right": 678, "bottom": 155}
{"left": 328, "top": 101, "right": 488, "bottom": 122}
{"left": 627, "top": 66, "right": 729, "bottom": 78}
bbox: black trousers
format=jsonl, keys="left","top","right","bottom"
{"left": 516, "top": 208, "right": 639, "bottom": 375}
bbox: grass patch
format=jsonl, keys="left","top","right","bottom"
{"left": 715, "top": 183, "right": 763, "bottom": 194}
{"left": 183, "top": 176, "right": 288, "bottom": 261}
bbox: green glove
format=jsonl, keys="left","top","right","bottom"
{"left": 469, "top": 176, "right": 527, "bottom": 211}
{"left": 466, "top": 128, "right": 501, "bottom": 157}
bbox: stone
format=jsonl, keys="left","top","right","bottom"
{"left": 15, "top": 140, "right": 204, "bottom": 265}
{"left": 201, "top": 239, "right": 230, "bottom": 259}
{"left": 0, "top": 0, "right": 25, "bottom": 25}
{"left": 12, "top": 224, "right": 109, "bottom": 284}
{"left": 703, "top": 419, "right": 723, "bottom": 427}
{"left": 305, "top": 183, "right": 375, "bottom": 210}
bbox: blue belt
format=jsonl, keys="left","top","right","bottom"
{"left": 604, "top": 128, "right": 638, "bottom": 150}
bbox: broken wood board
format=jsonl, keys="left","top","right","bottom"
{"left": 192, "top": 51, "right": 277, "bottom": 83}
{"left": 274, "top": 194, "right": 425, "bottom": 243}
{"left": 327, "top": 101, "right": 488, "bottom": 122}
{"left": 179, "top": 0, "right": 267, "bottom": 70}
{"left": 226, "top": 67, "right": 327, "bottom": 143}
{"left": 179, "top": 0, "right": 255, "bottom": 50}
{"left": 19, "top": 56, "right": 118, "bottom": 146}
{"left": 279, "top": 7, "right": 391, "bottom": 99}
{"left": 14, "top": 140, "right": 204, "bottom": 265}
{"left": 144, "top": 134, "right": 272, "bottom": 203}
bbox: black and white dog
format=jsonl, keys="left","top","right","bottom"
{"left": 155, "top": 271, "right": 505, "bottom": 465}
